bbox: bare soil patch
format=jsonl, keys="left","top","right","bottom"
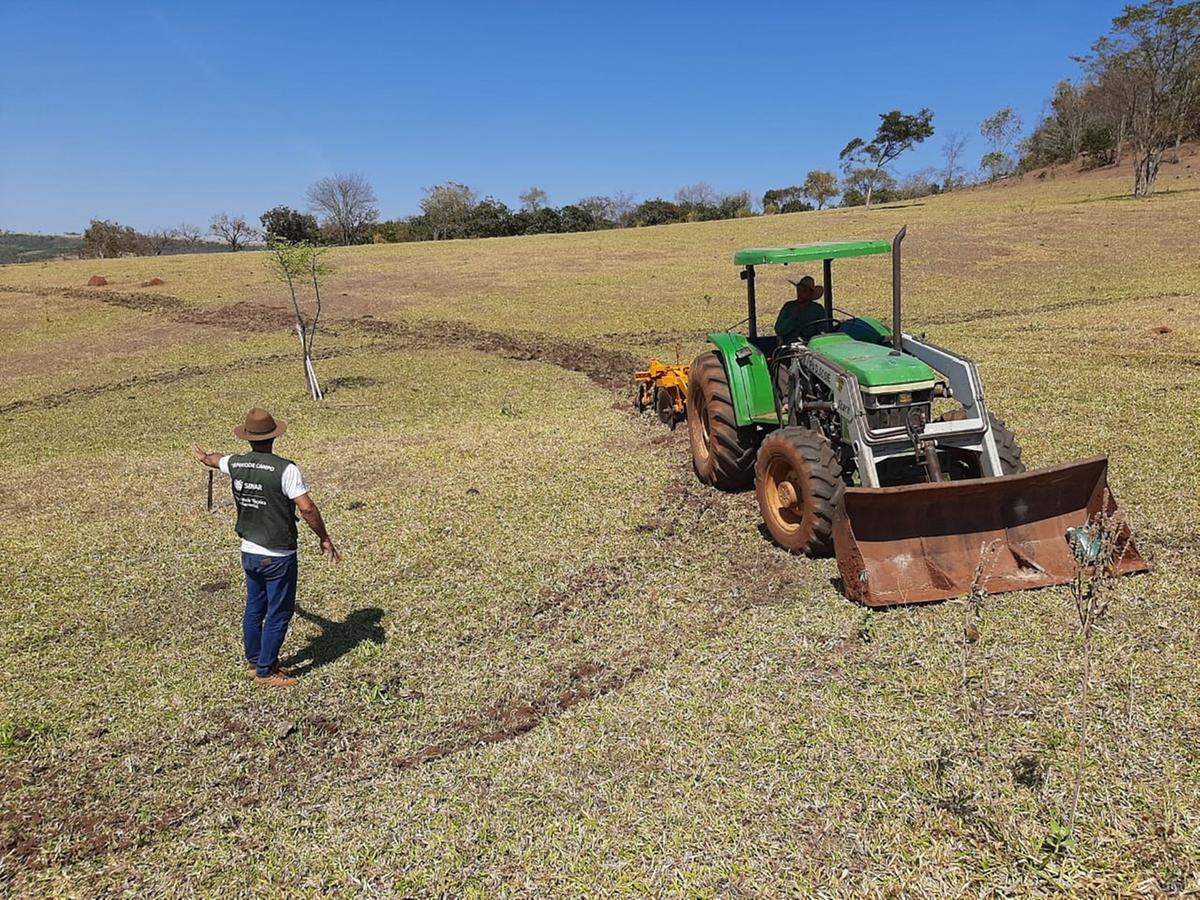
{"left": 351, "top": 316, "right": 641, "bottom": 391}
{"left": 176, "top": 300, "right": 296, "bottom": 332}
{"left": 395, "top": 658, "right": 639, "bottom": 770}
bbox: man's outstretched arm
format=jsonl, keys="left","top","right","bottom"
{"left": 295, "top": 493, "right": 341, "bottom": 562}
{"left": 192, "top": 446, "right": 225, "bottom": 469}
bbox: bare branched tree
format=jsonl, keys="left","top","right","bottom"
{"left": 306, "top": 173, "right": 379, "bottom": 244}
{"left": 674, "top": 182, "right": 719, "bottom": 208}
{"left": 518, "top": 186, "right": 548, "bottom": 212}
{"left": 940, "top": 131, "right": 970, "bottom": 190}
{"left": 176, "top": 223, "right": 203, "bottom": 246}
{"left": 145, "top": 228, "right": 176, "bottom": 256}
{"left": 209, "top": 213, "right": 257, "bottom": 251}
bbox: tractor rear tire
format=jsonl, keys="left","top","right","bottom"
{"left": 755, "top": 426, "right": 843, "bottom": 556}
{"left": 938, "top": 410, "right": 1026, "bottom": 478}
{"left": 687, "top": 351, "right": 757, "bottom": 490}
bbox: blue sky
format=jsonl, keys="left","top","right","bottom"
{"left": 0, "top": 0, "right": 1121, "bottom": 233}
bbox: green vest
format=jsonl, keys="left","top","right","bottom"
{"left": 228, "top": 452, "right": 298, "bottom": 551}
{"left": 775, "top": 299, "right": 828, "bottom": 344}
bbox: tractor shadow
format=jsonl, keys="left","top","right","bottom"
{"left": 281, "top": 606, "right": 386, "bottom": 675}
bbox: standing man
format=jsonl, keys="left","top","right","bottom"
{"left": 193, "top": 407, "right": 340, "bottom": 687}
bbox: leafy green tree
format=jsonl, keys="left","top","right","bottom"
{"left": 260, "top": 206, "right": 320, "bottom": 245}
{"left": 1084, "top": 0, "right": 1200, "bottom": 196}
{"left": 762, "top": 186, "right": 805, "bottom": 214}
{"left": 839, "top": 108, "right": 935, "bottom": 206}
{"left": 576, "top": 195, "right": 622, "bottom": 228}
{"left": 840, "top": 169, "right": 898, "bottom": 207}
{"left": 464, "top": 197, "right": 517, "bottom": 237}
{"left": 980, "top": 106, "right": 1023, "bottom": 179}
{"left": 715, "top": 191, "right": 753, "bottom": 218}
{"left": 801, "top": 170, "right": 839, "bottom": 209}
{"left": 372, "top": 217, "right": 433, "bottom": 243}
{"left": 523, "top": 207, "right": 563, "bottom": 234}
{"left": 80, "top": 219, "right": 147, "bottom": 258}
{"left": 631, "top": 198, "right": 683, "bottom": 226}
{"left": 558, "top": 204, "right": 597, "bottom": 233}
{"left": 980, "top": 151, "right": 1012, "bottom": 181}
{"left": 420, "top": 182, "right": 477, "bottom": 240}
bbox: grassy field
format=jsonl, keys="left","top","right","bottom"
{"left": 2, "top": 153, "right": 1199, "bottom": 896}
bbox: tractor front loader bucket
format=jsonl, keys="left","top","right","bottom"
{"left": 833, "top": 456, "right": 1148, "bottom": 607}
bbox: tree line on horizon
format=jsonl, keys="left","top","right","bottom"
{"left": 74, "top": 0, "right": 1196, "bottom": 258}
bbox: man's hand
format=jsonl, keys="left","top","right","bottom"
{"left": 321, "top": 537, "right": 342, "bottom": 563}
{"left": 192, "top": 446, "right": 222, "bottom": 469}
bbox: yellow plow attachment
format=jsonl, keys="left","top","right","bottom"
{"left": 833, "top": 456, "right": 1148, "bottom": 607}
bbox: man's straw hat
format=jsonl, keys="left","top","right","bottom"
{"left": 788, "top": 275, "right": 824, "bottom": 302}
{"left": 234, "top": 407, "right": 287, "bottom": 441}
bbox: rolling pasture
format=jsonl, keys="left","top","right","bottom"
{"left": 2, "top": 156, "right": 1199, "bottom": 895}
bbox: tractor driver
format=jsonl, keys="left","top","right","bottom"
{"left": 775, "top": 275, "right": 827, "bottom": 344}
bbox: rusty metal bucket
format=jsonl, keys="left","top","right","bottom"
{"left": 833, "top": 456, "right": 1148, "bottom": 607}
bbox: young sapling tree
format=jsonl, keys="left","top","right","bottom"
{"left": 267, "top": 238, "right": 331, "bottom": 401}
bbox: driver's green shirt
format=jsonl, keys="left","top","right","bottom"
{"left": 775, "top": 299, "right": 826, "bottom": 344}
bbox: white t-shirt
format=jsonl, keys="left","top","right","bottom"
{"left": 218, "top": 456, "right": 309, "bottom": 556}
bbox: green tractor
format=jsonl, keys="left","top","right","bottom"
{"left": 686, "top": 228, "right": 1147, "bottom": 606}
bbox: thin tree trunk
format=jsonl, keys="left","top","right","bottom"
{"left": 1134, "top": 147, "right": 1162, "bottom": 197}
{"left": 295, "top": 321, "right": 320, "bottom": 400}
{"left": 1114, "top": 116, "right": 1126, "bottom": 166}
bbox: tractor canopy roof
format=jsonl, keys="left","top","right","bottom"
{"left": 733, "top": 240, "right": 891, "bottom": 266}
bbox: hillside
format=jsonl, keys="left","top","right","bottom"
{"left": 1, "top": 158, "right": 1199, "bottom": 895}
{"left": 0, "top": 232, "right": 83, "bottom": 264}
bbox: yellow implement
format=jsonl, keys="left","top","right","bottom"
{"left": 634, "top": 360, "right": 690, "bottom": 428}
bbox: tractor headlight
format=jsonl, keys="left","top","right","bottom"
{"left": 897, "top": 392, "right": 913, "bottom": 405}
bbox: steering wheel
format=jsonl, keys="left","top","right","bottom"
{"left": 798, "top": 317, "right": 843, "bottom": 340}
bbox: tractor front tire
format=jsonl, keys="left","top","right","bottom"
{"left": 687, "top": 351, "right": 756, "bottom": 490}
{"left": 755, "top": 426, "right": 843, "bottom": 556}
{"left": 938, "top": 410, "right": 1026, "bottom": 478}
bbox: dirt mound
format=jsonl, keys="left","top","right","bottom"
{"left": 140, "top": 278, "right": 165, "bottom": 287}
{"left": 87, "top": 276, "right": 107, "bottom": 286}
{"left": 178, "top": 301, "right": 296, "bottom": 332}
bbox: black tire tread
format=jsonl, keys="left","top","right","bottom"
{"left": 938, "top": 409, "right": 1026, "bottom": 476}
{"left": 755, "top": 426, "right": 843, "bottom": 556}
{"left": 687, "top": 351, "right": 757, "bottom": 490}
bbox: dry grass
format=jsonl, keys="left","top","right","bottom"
{"left": 1, "top": 156, "right": 1199, "bottom": 896}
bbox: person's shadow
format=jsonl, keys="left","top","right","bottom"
{"left": 282, "top": 606, "right": 386, "bottom": 675}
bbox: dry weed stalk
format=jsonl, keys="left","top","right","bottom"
{"left": 960, "top": 541, "right": 998, "bottom": 806}
{"left": 1065, "top": 496, "right": 1133, "bottom": 831}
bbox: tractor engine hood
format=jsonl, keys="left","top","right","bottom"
{"left": 808, "top": 334, "right": 936, "bottom": 391}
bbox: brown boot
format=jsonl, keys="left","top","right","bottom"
{"left": 254, "top": 670, "right": 298, "bottom": 688}
{"left": 246, "top": 663, "right": 292, "bottom": 679}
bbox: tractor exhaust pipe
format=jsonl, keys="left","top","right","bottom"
{"left": 891, "top": 225, "right": 906, "bottom": 353}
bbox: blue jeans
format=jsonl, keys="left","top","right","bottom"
{"left": 242, "top": 552, "right": 298, "bottom": 677}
